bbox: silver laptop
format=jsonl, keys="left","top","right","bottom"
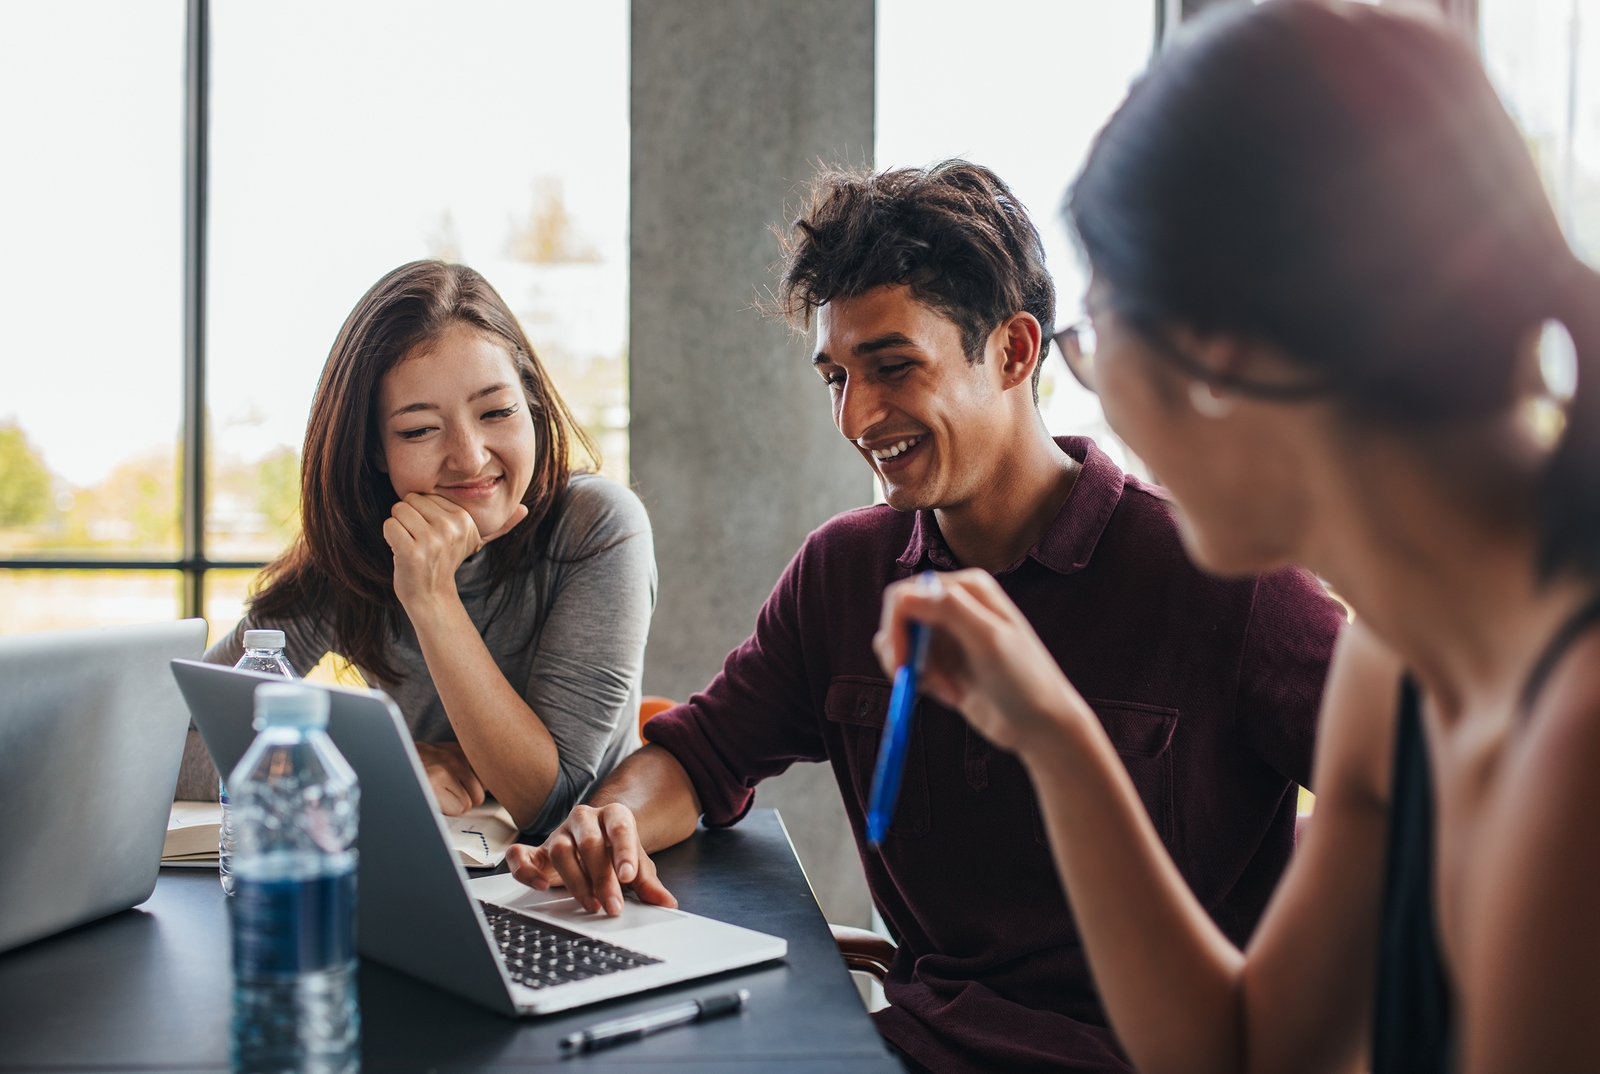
{"left": 0, "top": 619, "right": 208, "bottom": 954}
{"left": 170, "top": 659, "right": 786, "bottom": 1016}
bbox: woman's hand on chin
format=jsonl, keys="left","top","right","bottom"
{"left": 382, "top": 493, "right": 529, "bottom": 612}
{"left": 415, "top": 741, "right": 486, "bottom": 816}
{"left": 874, "top": 568, "right": 1091, "bottom": 759}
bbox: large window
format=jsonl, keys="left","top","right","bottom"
{"left": 1, "top": 1, "right": 628, "bottom": 641}
{"left": 0, "top": 1, "right": 187, "bottom": 631}
{"left": 876, "top": 0, "right": 1155, "bottom": 477}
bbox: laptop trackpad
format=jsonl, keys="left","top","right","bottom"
{"left": 527, "top": 896, "right": 683, "bottom": 934}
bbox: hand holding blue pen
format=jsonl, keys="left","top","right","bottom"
{"left": 866, "top": 571, "right": 937, "bottom": 847}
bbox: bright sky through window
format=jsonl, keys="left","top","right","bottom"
{"left": 876, "top": 0, "right": 1154, "bottom": 475}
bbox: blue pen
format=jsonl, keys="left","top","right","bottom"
{"left": 866, "top": 572, "right": 937, "bottom": 847}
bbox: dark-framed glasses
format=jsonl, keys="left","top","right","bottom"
{"left": 1050, "top": 317, "right": 1334, "bottom": 403}
{"left": 1051, "top": 319, "right": 1097, "bottom": 393}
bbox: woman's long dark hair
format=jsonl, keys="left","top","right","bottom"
{"left": 1070, "top": 0, "right": 1600, "bottom": 580}
{"left": 251, "top": 261, "right": 597, "bottom": 684}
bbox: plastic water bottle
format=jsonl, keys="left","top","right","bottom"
{"left": 229, "top": 683, "right": 360, "bottom": 1074}
{"left": 224, "top": 629, "right": 296, "bottom": 896}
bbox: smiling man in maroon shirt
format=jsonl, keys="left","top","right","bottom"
{"left": 508, "top": 161, "right": 1344, "bottom": 1074}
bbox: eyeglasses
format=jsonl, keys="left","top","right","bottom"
{"left": 1048, "top": 317, "right": 1332, "bottom": 402}
{"left": 1051, "top": 319, "right": 1098, "bottom": 393}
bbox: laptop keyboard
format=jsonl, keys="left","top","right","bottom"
{"left": 479, "top": 901, "right": 662, "bottom": 990}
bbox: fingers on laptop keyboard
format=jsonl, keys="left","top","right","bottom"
{"left": 547, "top": 829, "right": 605, "bottom": 913}
{"left": 597, "top": 804, "right": 638, "bottom": 884}
{"left": 628, "top": 853, "right": 678, "bottom": 910}
{"left": 506, "top": 844, "right": 559, "bottom": 891}
{"left": 578, "top": 808, "right": 629, "bottom": 915}
{"left": 552, "top": 806, "right": 624, "bottom": 915}
{"left": 535, "top": 805, "right": 676, "bottom": 915}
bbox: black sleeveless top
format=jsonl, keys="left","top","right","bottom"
{"left": 1371, "top": 596, "right": 1600, "bottom": 1074}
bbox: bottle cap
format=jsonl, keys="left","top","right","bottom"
{"left": 253, "top": 682, "right": 330, "bottom": 731}
{"left": 243, "top": 629, "right": 286, "bottom": 650}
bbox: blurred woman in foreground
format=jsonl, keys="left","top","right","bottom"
{"left": 879, "top": 3, "right": 1600, "bottom": 1071}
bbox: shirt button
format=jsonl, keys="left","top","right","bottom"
{"left": 858, "top": 699, "right": 870, "bottom": 718}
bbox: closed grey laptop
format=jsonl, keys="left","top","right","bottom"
{"left": 0, "top": 619, "right": 208, "bottom": 954}
{"left": 171, "top": 659, "right": 787, "bottom": 1016}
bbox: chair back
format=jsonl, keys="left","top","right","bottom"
{"left": 638, "top": 696, "right": 678, "bottom": 742}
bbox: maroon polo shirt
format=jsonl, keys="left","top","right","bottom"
{"left": 646, "top": 437, "right": 1344, "bottom": 1074}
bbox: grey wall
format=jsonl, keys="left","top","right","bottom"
{"left": 630, "top": 0, "right": 877, "bottom": 928}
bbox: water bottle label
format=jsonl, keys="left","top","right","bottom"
{"left": 231, "top": 869, "right": 357, "bottom": 975}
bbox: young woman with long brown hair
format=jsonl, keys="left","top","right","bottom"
{"left": 193, "top": 261, "right": 654, "bottom": 836}
{"left": 878, "top": 3, "right": 1600, "bottom": 1071}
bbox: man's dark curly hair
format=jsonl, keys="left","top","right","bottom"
{"left": 775, "top": 159, "right": 1056, "bottom": 398}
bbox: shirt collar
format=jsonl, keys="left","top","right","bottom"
{"left": 895, "top": 436, "right": 1126, "bottom": 577}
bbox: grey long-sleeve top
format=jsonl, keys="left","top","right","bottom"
{"left": 187, "top": 474, "right": 656, "bottom": 838}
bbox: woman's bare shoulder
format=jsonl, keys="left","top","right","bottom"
{"left": 1456, "top": 629, "right": 1600, "bottom": 1071}
{"left": 1498, "top": 629, "right": 1600, "bottom": 833}
{"left": 1531, "top": 628, "right": 1600, "bottom": 743}
{"left": 1311, "top": 618, "right": 1405, "bottom": 811}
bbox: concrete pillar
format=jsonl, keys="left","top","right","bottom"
{"left": 1181, "top": 0, "right": 1247, "bottom": 17}
{"left": 1155, "top": 0, "right": 1247, "bottom": 54}
{"left": 630, "top": 0, "right": 877, "bottom": 928}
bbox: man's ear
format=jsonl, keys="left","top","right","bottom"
{"left": 994, "top": 311, "right": 1043, "bottom": 392}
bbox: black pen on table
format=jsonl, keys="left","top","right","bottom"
{"left": 560, "top": 989, "right": 750, "bottom": 1055}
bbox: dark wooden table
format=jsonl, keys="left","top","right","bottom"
{"left": 0, "top": 808, "right": 900, "bottom": 1073}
